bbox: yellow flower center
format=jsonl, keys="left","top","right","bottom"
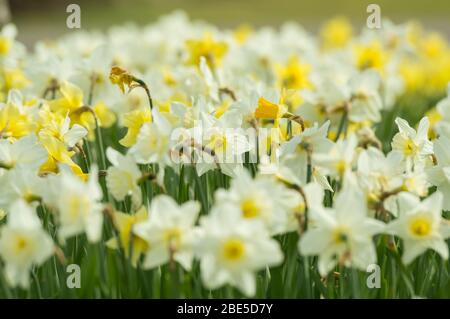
{"left": 332, "top": 227, "right": 350, "bottom": 244}
{"left": 14, "top": 236, "right": 29, "bottom": 254}
{"left": 0, "top": 36, "right": 11, "bottom": 55}
{"left": 222, "top": 238, "right": 245, "bottom": 261}
{"left": 241, "top": 198, "right": 261, "bottom": 218}
{"left": 164, "top": 228, "right": 182, "bottom": 248}
{"left": 185, "top": 33, "right": 228, "bottom": 69}
{"left": 355, "top": 42, "right": 386, "bottom": 71}
{"left": 277, "top": 56, "right": 311, "bottom": 90}
{"left": 335, "top": 159, "right": 347, "bottom": 175}
{"left": 403, "top": 138, "right": 418, "bottom": 156}
{"left": 207, "top": 133, "right": 227, "bottom": 153}
{"left": 409, "top": 217, "right": 432, "bottom": 237}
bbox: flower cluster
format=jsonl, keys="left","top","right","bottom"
{"left": 0, "top": 12, "right": 450, "bottom": 297}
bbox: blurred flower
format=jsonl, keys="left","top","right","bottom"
{"left": 0, "top": 200, "right": 53, "bottom": 288}
{"left": 133, "top": 195, "right": 200, "bottom": 270}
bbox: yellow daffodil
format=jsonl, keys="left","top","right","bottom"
{"left": 320, "top": 17, "right": 353, "bottom": 50}
{"left": 48, "top": 80, "right": 87, "bottom": 128}
{"left": 254, "top": 97, "right": 287, "bottom": 121}
{"left": 119, "top": 108, "right": 152, "bottom": 147}
{"left": 106, "top": 207, "right": 149, "bottom": 267}
{"left": 109, "top": 66, "right": 135, "bottom": 94}
{"left": 0, "top": 69, "right": 29, "bottom": 100}
{"left": 93, "top": 102, "right": 116, "bottom": 128}
{"left": 353, "top": 41, "right": 387, "bottom": 71}
{"left": 185, "top": 33, "right": 228, "bottom": 69}
{"left": 276, "top": 56, "right": 312, "bottom": 90}
{"left": 0, "top": 102, "right": 34, "bottom": 139}
{"left": 233, "top": 24, "right": 253, "bottom": 45}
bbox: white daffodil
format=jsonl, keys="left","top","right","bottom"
{"left": 0, "top": 168, "right": 45, "bottom": 210}
{"left": 0, "top": 134, "right": 47, "bottom": 172}
{"left": 357, "top": 147, "right": 404, "bottom": 207}
{"left": 274, "top": 121, "right": 333, "bottom": 190}
{"left": 58, "top": 114, "right": 88, "bottom": 149}
{"left": 195, "top": 203, "right": 283, "bottom": 296}
{"left": 0, "top": 200, "right": 54, "bottom": 288}
{"left": 386, "top": 191, "right": 450, "bottom": 264}
{"left": 133, "top": 195, "right": 200, "bottom": 270}
{"left": 401, "top": 167, "right": 429, "bottom": 197}
{"left": 45, "top": 166, "right": 104, "bottom": 243}
{"left": 215, "top": 168, "right": 300, "bottom": 235}
{"left": 348, "top": 70, "right": 383, "bottom": 123}
{"left": 426, "top": 134, "right": 450, "bottom": 210}
{"left": 313, "top": 133, "right": 358, "bottom": 179}
{"left": 299, "top": 184, "right": 385, "bottom": 276}
{"left": 192, "top": 111, "right": 251, "bottom": 177}
{"left": 129, "top": 109, "right": 173, "bottom": 165}
{"left": 284, "top": 182, "right": 325, "bottom": 233}
{"left": 106, "top": 147, "right": 142, "bottom": 207}
{"left": 434, "top": 85, "right": 450, "bottom": 137}
{"left": 391, "top": 117, "right": 433, "bottom": 169}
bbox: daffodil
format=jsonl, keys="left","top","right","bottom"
{"left": 426, "top": 134, "right": 450, "bottom": 210}
{"left": 106, "top": 147, "right": 142, "bottom": 207}
{"left": 0, "top": 69, "right": 30, "bottom": 100}
{"left": 133, "top": 195, "right": 200, "bottom": 270}
{"left": 313, "top": 134, "right": 357, "bottom": 179}
{"left": 348, "top": 70, "right": 383, "bottom": 123}
{"left": 276, "top": 56, "right": 312, "bottom": 90}
{"left": 119, "top": 108, "right": 152, "bottom": 147}
{"left": 0, "top": 168, "right": 44, "bottom": 210}
{"left": 195, "top": 202, "right": 283, "bottom": 296}
{"left": 276, "top": 121, "right": 333, "bottom": 189}
{"left": 38, "top": 111, "right": 87, "bottom": 177}
{"left": 106, "top": 206, "right": 148, "bottom": 267}
{"left": 320, "top": 17, "right": 353, "bottom": 50}
{"left": 353, "top": 41, "right": 387, "bottom": 71}
{"left": 254, "top": 96, "right": 287, "bottom": 123}
{"left": 109, "top": 66, "right": 135, "bottom": 94}
{"left": 43, "top": 166, "right": 103, "bottom": 243}
{"left": 49, "top": 81, "right": 84, "bottom": 117}
{"left": 38, "top": 106, "right": 88, "bottom": 149}
{"left": 299, "top": 184, "right": 384, "bottom": 276}
{"left": 0, "top": 200, "right": 54, "bottom": 288}
{"left": 386, "top": 191, "right": 450, "bottom": 264}
{"left": 391, "top": 117, "right": 433, "bottom": 169}
{"left": 185, "top": 33, "right": 228, "bottom": 69}
{"left": 357, "top": 147, "right": 404, "bottom": 208}
{"left": 129, "top": 109, "right": 172, "bottom": 165}
{"left": 0, "top": 90, "right": 34, "bottom": 139}
{"left": 0, "top": 134, "right": 47, "bottom": 171}
{"left": 109, "top": 66, "right": 154, "bottom": 109}
{"left": 215, "top": 168, "right": 300, "bottom": 235}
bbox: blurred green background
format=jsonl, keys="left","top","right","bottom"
{"left": 4, "top": 0, "right": 450, "bottom": 45}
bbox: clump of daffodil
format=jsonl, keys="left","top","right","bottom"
{"left": 49, "top": 81, "right": 116, "bottom": 140}
{"left": 320, "top": 17, "right": 353, "bottom": 50}
{"left": 185, "top": 33, "right": 228, "bottom": 69}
